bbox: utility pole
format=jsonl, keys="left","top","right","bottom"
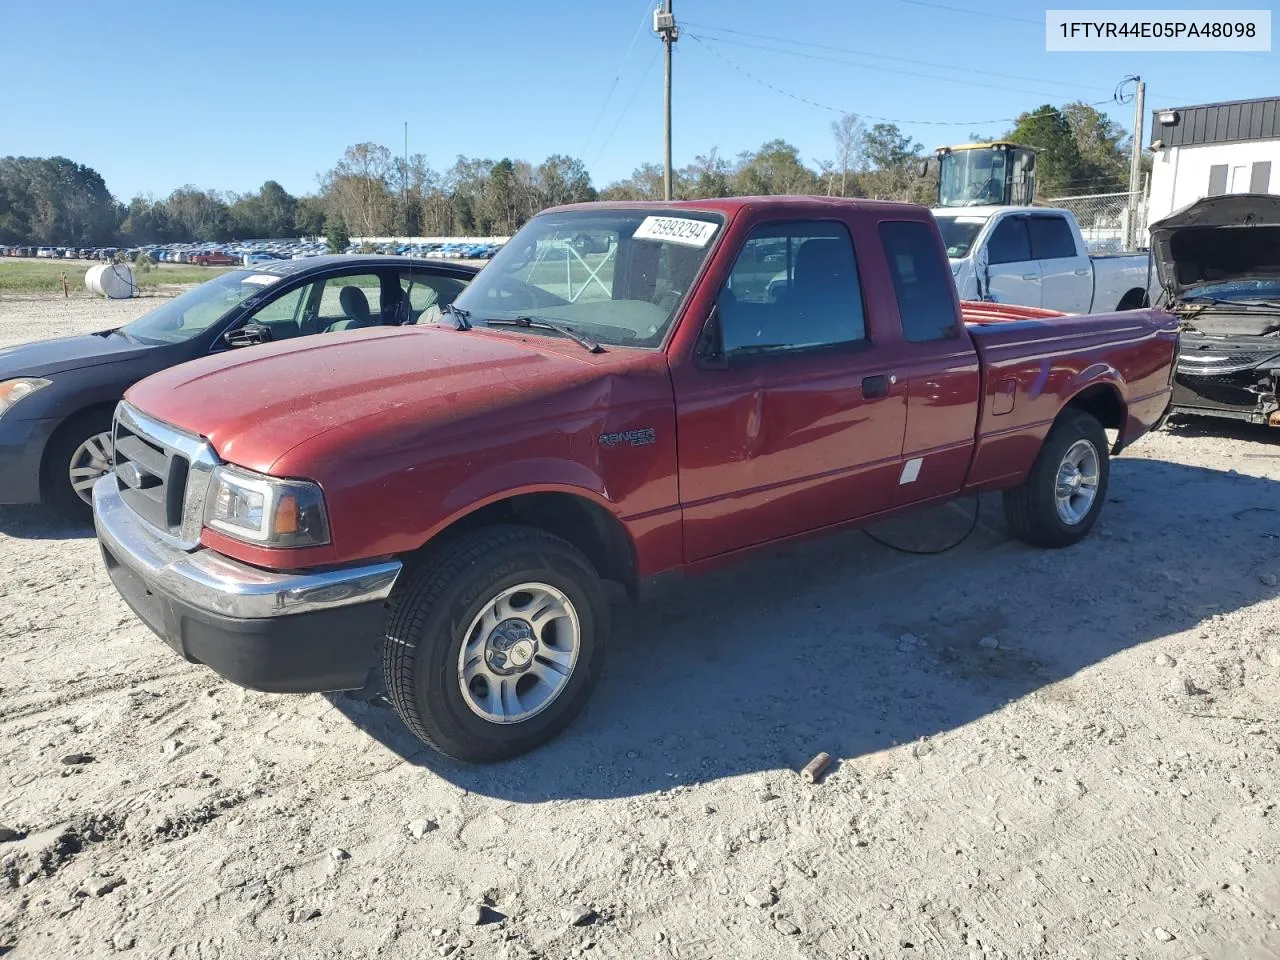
{"left": 1127, "top": 77, "right": 1145, "bottom": 249}
{"left": 654, "top": 1, "right": 677, "bottom": 200}
{"left": 403, "top": 121, "right": 409, "bottom": 238}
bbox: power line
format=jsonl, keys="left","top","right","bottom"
{"left": 687, "top": 31, "right": 1120, "bottom": 102}
{"left": 687, "top": 33, "right": 1110, "bottom": 126}
{"left": 691, "top": 32, "right": 1029, "bottom": 126}
{"left": 592, "top": 50, "right": 661, "bottom": 167}
{"left": 684, "top": 20, "right": 1117, "bottom": 96}
{"left": 896, "top": 0, "right": 1043, "bottom": 26}
{"left": 580, "top": 0, "right": 658, "bottom": 157}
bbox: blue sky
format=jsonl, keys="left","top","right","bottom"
{"left": 3, "top": 0, "right": 1274, "bottom": 200}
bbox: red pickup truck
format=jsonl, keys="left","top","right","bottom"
{"left": 93, "top": 197, "right": 1177, "bottom": 762}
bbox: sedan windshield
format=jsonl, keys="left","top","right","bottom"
{"left": 933, "top": 215, "right": 988, "bottom": 259}
{"left": 1184, "top": 278, "right": 1280, "bottom": 303}
{"left": 453, "top": 209, "right": 724, "bottom": 347}
{"left": 123, "top": 270, "right": 279, "bottom": 344}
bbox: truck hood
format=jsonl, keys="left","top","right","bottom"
{"left": 125, "top": 326, "right": 606, "bottom": 473}
{"left": 0, "top": 329, "right": 153, "bottom": 379}
{"left": 1149, "top": 194, "right": 1280, "bottom": 298}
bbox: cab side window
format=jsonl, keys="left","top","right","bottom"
{"left": 987, "top": 217, "right": 1033, "bottom": 264}
{"left": 1027, "top": 216, "right": 1078, "bottom": 260}
{"left": 879, "top": 220, "right": 959, "bottom": 343}
{"left": 718, "top": 221, "right": 866, "bottom": 358}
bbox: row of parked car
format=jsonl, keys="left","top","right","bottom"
{"left": 2, "top": 246, "right": 126, "bottom": 260}
{"left": 0, "top": 238, "right": 505, "bottom": 266}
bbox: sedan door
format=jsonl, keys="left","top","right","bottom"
{"left": 1029, "top": 215, "right": 1092, "bottom": 313}
{"left": 983, "top": 215, "right": 1041, "bottom": 307}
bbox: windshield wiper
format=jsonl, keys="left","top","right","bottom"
{"left": 442, "top": 302, "right": 472, "bottom": 330}
{"left": 484, "top": 316, "right": 604, "bottom": 353}
{"left": 1183, "top": 295, "right": 1280, "bottom": 309}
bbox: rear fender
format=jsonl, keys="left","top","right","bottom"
{"left": 1061, "top": 365, "right": 1129, "bottom": 453}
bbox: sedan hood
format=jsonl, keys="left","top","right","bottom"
{"left": 125, "top": 326, "right": 607, "bottom": 473}
{"left": 1149, "top": 194, "right": 1280, "bottom": 298}
{"left": 0, "top": 329, "right": 152, "bottom": 379}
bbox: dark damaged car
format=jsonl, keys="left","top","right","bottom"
{"left": 1152, "top": 194, "right": 1280, "bottom": 428}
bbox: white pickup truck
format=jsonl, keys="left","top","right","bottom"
{"left": 933, "top": 206, "right": 1158, "bottom": 314}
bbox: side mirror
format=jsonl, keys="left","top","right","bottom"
{"left": 696, "top": 305, "right": 728, "bottom": 370}
{"left": 916, "top": 158, "right": 931, "bottom": 178}
{"left": 223, "top": 323, "right": 272, "bottom": 348}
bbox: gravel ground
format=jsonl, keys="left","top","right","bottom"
{"left": 1, "top": 295, "right": 1278, "bottom": 960}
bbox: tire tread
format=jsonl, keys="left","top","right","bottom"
{"left": 382, "top": 524, "right": 598, "bottom": 760}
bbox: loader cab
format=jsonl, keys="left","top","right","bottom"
{"left": 936, "top": 142, "right": 1037, "bottom": 208}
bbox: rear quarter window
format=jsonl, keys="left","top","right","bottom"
{"left": 879, "top": 220, "right": 959, "bottom": 343}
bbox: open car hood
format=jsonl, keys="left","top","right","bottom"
{"left": 1149, "top": 194, "right": 1280, "bottom": 299}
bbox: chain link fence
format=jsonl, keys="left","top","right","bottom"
{"left": 1036, "top": 190, "right": 1148, "bottom": 253}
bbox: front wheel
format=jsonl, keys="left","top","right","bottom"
{"left": 44, "top": 410, "right": 115, "bottom": 521}
{"left": 1003, "top": 410, "right": 1109, "bottom": 548}
{"left": 382, "top": 525, "right": 608, "bottom": 763}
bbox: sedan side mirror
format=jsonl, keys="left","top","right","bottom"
{"left": 223, "top": 323, "right": 273, "bottom": 348}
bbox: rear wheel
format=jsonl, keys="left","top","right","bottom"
{"left": 43, "top": 410, "right": 114, "bottom": 521}
{"left": 1003, "top": 410, "right": 1109, "bottom": 548}
{"left": 382, "top": 525, "right": 608, "bottom": 763}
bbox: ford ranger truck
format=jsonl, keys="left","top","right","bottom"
{"left": 93, "top": 197, "right": 1178, "bottom": 763}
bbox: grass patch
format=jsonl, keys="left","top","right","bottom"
{"left": 0, "top": 258, "right": 236, "bottom": 295}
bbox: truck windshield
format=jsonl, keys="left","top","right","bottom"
{"left": 123, "top": 270, "right": 277, "bottom": 344}
{"left": 453, "top": 209, "right": 724, "bottom": 348}
{"left": 933, "top": 215, "right": 989, "bottom": 258}
{"left": 939, "top": 149, "right": 1007, "bottom": 207}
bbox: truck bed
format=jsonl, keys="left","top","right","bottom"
{"left": 958, "top": 301, "right": 1178, "bottom": 491}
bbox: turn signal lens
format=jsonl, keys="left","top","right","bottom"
{"left": 273, "top": 494, "right": 299, "bottom": 535}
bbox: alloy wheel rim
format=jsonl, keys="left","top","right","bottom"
{"left": 68, "top": 431, "right": 114, "bottom": 504}
{"left": 457, "top": 582, "right": 581, "bottom": 724}
{"left": 1054, "top": 438, "right": 1099, "bottom": 525}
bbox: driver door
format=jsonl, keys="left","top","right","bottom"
{"left": 983, "top": 215, "right": 1041, "bottom": 307}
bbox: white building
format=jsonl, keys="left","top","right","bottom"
{"left": 1147, "top": 96, "right": 1279, "bottom": 224}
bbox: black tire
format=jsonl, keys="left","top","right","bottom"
{"left": 382, "top": 525, "right": 608, "bottom": 763}
{"left": 42, "top": 409, "right": 114, "bottom": 522}
{"left": 1002, "top": 409, "right": 1109, "bottom": 548}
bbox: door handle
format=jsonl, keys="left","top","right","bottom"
{"left": 862, "top": 374, "right": 889, "bottom": 399}
{"left": 1073, "top": 268, "right": 1091, "bottom": 276}
{"left": 1022, "top": 272, "right": 1038, "bottom": 281}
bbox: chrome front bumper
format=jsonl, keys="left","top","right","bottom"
{"left": 93, "top": 475, "right": 401, "bottom": 620}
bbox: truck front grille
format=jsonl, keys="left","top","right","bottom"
{"left": 112, "top": 402, "right": 218, "bottom": 550}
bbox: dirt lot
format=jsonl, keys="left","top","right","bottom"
{"left": 1, "top": 296, "right": 1278, "bottom": 960}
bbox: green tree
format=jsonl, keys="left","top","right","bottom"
{"left": 293, "top": 195, "right": 326, "bottom": 237}
{"left": 1061, "top": 101, "right": 1130, "bottom": 193}
{"left": 1004, "top": 105, "right": 1085, "bottom": 197}
{"left": 733, "top": 139, "right": 820, "bottom": 196}
{"left": 324, "top": 215, "right": 350, "bottom": 253}
{"left": 679, "top": 150, "right": 733, "bottom": 199}
{"left": 863, "top": 123, "right": 922, "bottom": 171}
{"left": 535, "top": 154, "right": 597, "bottom": 208}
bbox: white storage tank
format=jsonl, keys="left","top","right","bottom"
{"left": 85, "top": 263, "right": 136, "bottom": 299}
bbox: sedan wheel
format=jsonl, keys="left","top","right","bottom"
{"left": 68, "top": 431, "right": 114, "bottom": 504}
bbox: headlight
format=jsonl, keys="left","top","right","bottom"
{"left": 0, "top": 378, "right": 52, "bottom": 418}
{"left": 203, "top": 464, "right": 330, "bottom": 547}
